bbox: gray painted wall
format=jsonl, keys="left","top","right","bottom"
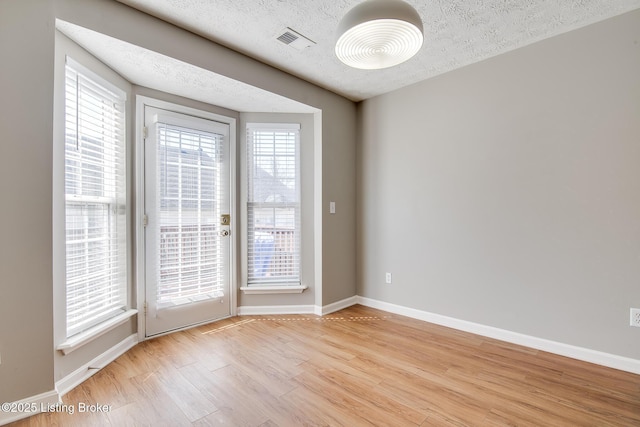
{"left": 357, "top": 10, "right": 640, "bottom": 359}
{"left": 0, "top": 0, "right": 56, "bottom": 403}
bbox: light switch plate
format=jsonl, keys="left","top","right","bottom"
{"left": 631, "top": 308, "right": 640, "bottom": 327}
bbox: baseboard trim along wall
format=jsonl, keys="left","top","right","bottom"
{"left": 0, "top": 334, "right": 138, "bottom": 426}
{"left": 357, "top": 296, "right": 640, "bottom": 375}
{"left": 236, "top": 297, "right": 359, "bottom": 317}
{"left": 0, "top": 390, "right": 60, "bottom": 426}
{"left": 56, "top": 334, "right": 138, "bottom": 397}
{"left": 237, "top": 305, "right": 317, "bottom": 316}
{"left": 321, "top": 296, "right": 358, "bottom": 315}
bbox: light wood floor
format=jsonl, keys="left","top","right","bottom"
{"left": 9, "top": 305, "right": 640, "bottom": 426}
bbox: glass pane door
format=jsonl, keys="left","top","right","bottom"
{"left": 144, "top": 106, "right": 231, "bottom": 336}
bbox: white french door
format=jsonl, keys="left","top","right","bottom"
{"left": 144, "top": 106, "right": 231, "bottom": 336}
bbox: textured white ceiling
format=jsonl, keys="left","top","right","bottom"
{"left": 56, "top": 21, "right": 318, "bottom": 113}
{"left": 116, "top": 0, "right": 640, "bottom": 101}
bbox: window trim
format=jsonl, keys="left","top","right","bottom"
{"left": 56, "top": 309, "right": 137, "bottom": 355}
{"left": 239, "top": 285, "right": 307, "bottom": 295}
{"left": 243, "top": 122, "right": 304, "bottom": 291}
{"left": 58, "top": 55, "right": 132, "bottom": 347}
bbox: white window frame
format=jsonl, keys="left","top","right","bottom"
{"left": 56, "top": 56, "right": 135, "bottom": 354}
{"left": 241, "top": 123, "right": 306, "bottom": 294}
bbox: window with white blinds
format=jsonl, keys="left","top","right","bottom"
{"left": 155, "top": 121, "right": 227, "bottom": 307}
{"left": 64, "top": 58, "right": 127, "bottom": 338}
{"left": 246, "top": 124, "right": 301, "bottom": 285}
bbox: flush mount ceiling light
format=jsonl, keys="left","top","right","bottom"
{"left": 335, "top": 0, "right": 424, "bottom": 70}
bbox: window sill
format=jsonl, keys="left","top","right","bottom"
{"left": 57, "top": 309, "right": 138, "bottom": 355}
{"left": 240, "top": 285, "right": 308, "bottom": 295}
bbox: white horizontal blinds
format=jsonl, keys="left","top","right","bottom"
{"left": 64, "top": 58, "right": 127, "bottom": 337}
{"left": 155, "top": 121, "right": 226, "bottom": 307}
{"left": 247, "top": 124, "right": 301, "bottom": 285}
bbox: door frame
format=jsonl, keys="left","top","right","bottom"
{"left": 135, "top": 95, "right": 238, "bottom": 340}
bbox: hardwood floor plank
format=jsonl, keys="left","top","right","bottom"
{"left": 105, "top": 398, "right": 191, "bottom": 427}
{"left": 180, "top": 363, "right": 271, "bottom": 426}
{"left": 155, "top": 365, "right": 218, "bottom": 422}
{"left": 8, "top": 305, "right": 639, "bottom": 427}
{"left": 444, "top": 367, "right": 602, "bottom": 426}
{"left": 277, "top": 384, "right": 377, "bottom": 427}
{"left": 79, "top": 364, "right": 135, "bottom": 412}
{"left": 378, "top": 371, "right": 491, "bottom": 426}
{"left": 124, "top": 369, "right": 201, "bottom": 426}
{"left": 293, "top": 370, "right": 419, "bottom": 426}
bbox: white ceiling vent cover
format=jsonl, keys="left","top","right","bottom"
{"left": 276, "top": 27, "right": 316, "bottom": 51}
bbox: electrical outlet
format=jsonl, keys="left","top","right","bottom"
{"left": 631, "top": 308, "right": 640, "bottom": 327}
{"left": 385, "top": 272, "right": 392, "bottom": 284}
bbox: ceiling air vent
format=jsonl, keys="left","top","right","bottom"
{"left": 275, "top": 27, "right": 316, "bottom": 51}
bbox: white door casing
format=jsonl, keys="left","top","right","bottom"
{"left": 143, "top": 104, "right": 233, "bottom": 336}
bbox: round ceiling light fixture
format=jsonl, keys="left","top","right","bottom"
{"left": 335, "top": 0, "right": 424, "bottom": 70}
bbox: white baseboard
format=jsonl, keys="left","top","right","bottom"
{"left": 237, "top": 297, "right": 359, "bottom": 317}
{"left": 321, "top": 296, "right": 358, "bottom": 315}
{"left": 237, "top": 304, "right": 316, "bottom": 316}
{"left": 357, "top": 296, "right": 640, "bottom": 375}
{"left": 1, "top": 334, "right": 138, "bottom": 426}
{"left": 56, "top": 334, "right": 138, "bottom": 397}
{"left": 0, "top": 390, "right": 60, "bottom": 426}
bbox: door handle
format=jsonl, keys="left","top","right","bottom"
{"left": 220, "top": 229, "right": 230, "bottom": 237}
